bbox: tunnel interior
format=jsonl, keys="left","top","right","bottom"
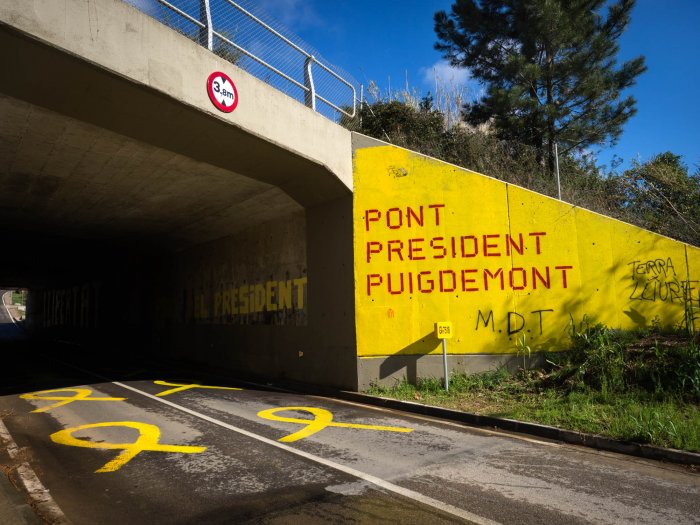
{"left": 0, "top": 97, "right": 354, "bottom": 389}
{"left": 0, "top": 93, "right": 305, "bottom": 350}
{"left": 0, "top": 92, "right": 355, "bottom": 391}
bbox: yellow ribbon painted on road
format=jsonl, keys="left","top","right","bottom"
{"left": 20, "top": 388, "right": 126, "bottom": 413}
{"left": 50, "top": 421, "right": 207, "bottom": 473}
{"left": 257, "top": 406, "right": 413, "bottom": 442}
{"left": 153, "top": 380, "right": 242, "bottom": 397}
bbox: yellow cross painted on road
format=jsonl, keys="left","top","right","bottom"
{"left": 50, "top": 421, "right": 207, "bottom": 473}
{"left": 153, "top": 380, "right": 242, "bottom": 397}
{"left": 20, "top": 388, "right": 125, "bottom": 413}
{"left": 257, "top": 406, "right": 413, "bottom": 442}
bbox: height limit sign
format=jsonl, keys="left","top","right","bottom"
{"left": 206, "top": 71, "right": 238, "bottom": 113}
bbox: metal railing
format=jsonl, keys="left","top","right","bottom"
{"left": 126, "top": 0, "right": 356, "bottom": 120}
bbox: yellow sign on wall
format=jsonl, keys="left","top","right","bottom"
{"left": 353, "top": 145, "right": 700, "bottom": 358}
{"left": 435, "top": 322, "right": 453, "bottom": 339}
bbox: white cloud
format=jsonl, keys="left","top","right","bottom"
{"left": 254, "top": 0, "right": 322, "bottom": 31}
{"left": 421, "top": 60, "right": 475, "bottom": 91}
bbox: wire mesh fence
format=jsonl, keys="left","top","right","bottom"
{"left": 124, "top": 0, "right": 359, "bottom": 123}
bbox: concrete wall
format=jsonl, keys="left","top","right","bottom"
{"left": 353, "top": 140, "right": 700, "bottom": 388}
{"left": 155, "top": 198, "right": 357, "bottom": 389}
{"left": 26, "top": 250, "right": 155, "bottom": 349}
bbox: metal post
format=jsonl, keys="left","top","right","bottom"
{"left": 304, "top": 56, "right": 316, "bottom": 111}
{"left": 359, "top": 84, "right": 364, "bottom": 127}
{"left": 554, "top": 142, "right": 562, "bottom": 200}
{"left": 199, "top": 0, "right": 213, "bottom": 51}
{"left": 442, "top": 338, "right": 449, "bottom": 392}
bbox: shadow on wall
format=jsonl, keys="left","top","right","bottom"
{"left": 379, "top": 331, "right": 439, "bottom": 383}
{"left": 623, "top": 307, "right": 647, "bottom": 327}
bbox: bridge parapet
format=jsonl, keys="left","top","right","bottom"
{"left": 0, "top": 0, "right": 353, "bottom": 200}
{"left": 129, "top": 0, "right": 357, "bottom": 122}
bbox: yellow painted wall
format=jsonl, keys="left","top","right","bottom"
{"left": 353, "top": 145, "right": 700, "bottom": 358}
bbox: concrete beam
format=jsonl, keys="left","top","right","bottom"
{"left": 0, "top": 0, "right": 353, "bottom": 206}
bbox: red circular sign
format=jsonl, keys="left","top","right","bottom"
{"left": 206, "top": 71, "right": 238, "bottom": 113}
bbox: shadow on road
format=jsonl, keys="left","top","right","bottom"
{"left": 0, "top": 333, "right": 269, "bottom": 397}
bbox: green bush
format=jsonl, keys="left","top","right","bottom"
{"left": 543, "top": 317, "right": 700, "bottom": 402}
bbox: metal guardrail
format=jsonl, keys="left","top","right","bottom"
{"left": 127, "top": 0, "right": 356, "bottom": 120}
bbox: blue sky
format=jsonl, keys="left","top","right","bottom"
{"left": 259, "top": 0, "right": 700, "bottom": 174}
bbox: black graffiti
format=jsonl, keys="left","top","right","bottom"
{"left": 628, "top": 257, "right": 697, "bottom": 304}
{"left": 476, "top": 310, "right": 494, "bottom": 331}
{"left": 628, "top": 257, "right": 676, "bottom": 280}
{"left": 41, "top": 282, "right": 101, "bottom": 329}
{"left": 475, "top": 308, "right": 554, "bottom": 335}
{"left": 629, "top": 279, "right": 687, "bottom": 303}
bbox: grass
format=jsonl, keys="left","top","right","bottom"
{"left": 367, "top": 324, "right": 700, "bottom": 453}
{"left": 11, "top": 291, "right": 26, "bottom": 306}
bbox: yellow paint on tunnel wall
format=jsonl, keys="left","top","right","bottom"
{"left": 609, "top": 222, "right": 690, "bottom": 327}
{"left": 684, "top": 248, "right": 700, "bottom": 333}
{"left": 353, "top": 145, "right": 700, "bottom": 357}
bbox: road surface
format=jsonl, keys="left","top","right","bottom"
{"left": 0, "top": 310, "right": 698, "bottom": 524}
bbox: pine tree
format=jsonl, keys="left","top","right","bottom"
{"left": 434, "top": 0, "right": 646, "bottom": 174}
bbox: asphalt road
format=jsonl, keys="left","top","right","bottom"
{"left": 0, "top": 290, "right": 21, "bottom": 340}
{"left": 0, "top": 314, "right": 698, "bottom": 524}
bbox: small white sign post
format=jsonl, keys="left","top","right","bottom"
{"left": 435, "top": 322, "right": 453, "bottom": 392}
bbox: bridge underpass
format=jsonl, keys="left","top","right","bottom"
{"left": 0, "top": 0, "right": 357, "bottom": 389}
{"left": 4, "top": 0, "right": 698, "bottom": 394}
{"left": 2, "top": 3, "right": 700, "bottom": 524}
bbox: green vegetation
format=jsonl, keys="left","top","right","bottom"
{"left": 11, "top": 290, "right": 26, "bottom": 306}
{"left": 434, "top": 0, "right": 646, "bottom": 175}
{"left": 367, "top": 322, "right": 700, "bottom": 452}
{"left": 618, "top": 153, "right": 700, "bottom": 246}
{"left": 345, "top": 96, "right": 700, "bottom": 247}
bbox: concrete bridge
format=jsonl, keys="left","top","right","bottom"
{"left": 1, "top": 0, "right": 698, "bottom": 391}
{"left": 1, "top": 0, "right": 358, "bottom": 387}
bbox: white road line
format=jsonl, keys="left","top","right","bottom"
{"left": 113, "top": 381, "right": 501, "bottom": 525}
{"left": 237, "top": 379, "right": 561, "bottom": 448}
{"left": 0, "top": 420, "right": 71, "bottom": 524}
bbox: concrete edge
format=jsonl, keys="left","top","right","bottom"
{"left": 0, "top": 470, "right": 43, "bottom": 525}
{"left": 332, "top": 391, "right": 700, "bottom": 466}
{"left": 0, "top": 420, "right": 68, "bottom": 524}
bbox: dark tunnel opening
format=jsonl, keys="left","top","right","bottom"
{"left": 0, "top": 232, "right": 176, "bottom": 396}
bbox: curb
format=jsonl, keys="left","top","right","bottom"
{"left": 333, "top": 391, "right": 700, "bottom": 467}
{"left": 0, "top": 471, "right": 42, "bottom": 525}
